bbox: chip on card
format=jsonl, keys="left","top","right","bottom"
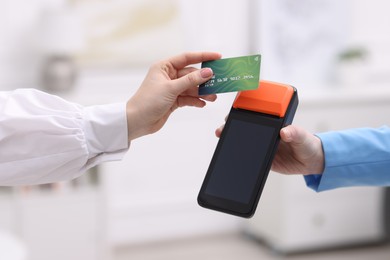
{"left": 199, "top": 54, "right": 261, "bottom": 95}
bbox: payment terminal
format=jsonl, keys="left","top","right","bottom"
{"left": 198, "top": 80, "right": 299, "bottom": 218}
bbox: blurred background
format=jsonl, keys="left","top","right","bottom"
{"left": 1, "top": 0, "right": 390, "bottom": 259}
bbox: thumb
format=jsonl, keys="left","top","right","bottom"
{"left": 280, "top": 125, "right": 307, "bottom": 144}
{"left": 172, "top": 68, "right": 214, "bottom": 94}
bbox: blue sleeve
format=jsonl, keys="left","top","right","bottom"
{"left": 304, "top": 126, "right": 390, "bottom": 192}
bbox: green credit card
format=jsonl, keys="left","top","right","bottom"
{"left": 199, "top": 54, "right": 261, "bottom": 95}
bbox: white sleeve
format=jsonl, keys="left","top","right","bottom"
{"left": 0, "top": 88, "right": 129, "bottom": 185}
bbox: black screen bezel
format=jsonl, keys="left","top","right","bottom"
{"left": 198, "top": 108, "right": 283, "bottom": 218}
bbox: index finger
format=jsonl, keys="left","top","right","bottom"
{"left": 168, "top": 52, "right": 222, "bottom": 70}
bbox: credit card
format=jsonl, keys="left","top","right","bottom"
{"left": 199, "top": 54, "right": 261, "bottom": 95}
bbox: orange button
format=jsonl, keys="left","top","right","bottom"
{"left": 233, "top": 80, "right": 294, "bottom": 117}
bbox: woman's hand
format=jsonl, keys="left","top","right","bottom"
{"left": 126, "top": 52, "right": 221, "bottom": 141}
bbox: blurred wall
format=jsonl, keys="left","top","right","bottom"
{"left": 0, "top": 0, "right": 253, "bottom": 91}
{"left": 2, "top": 0, "right": 390, "bottom": 92}
{"left": 257, "top": 0, "right": 390, "bottom": 90}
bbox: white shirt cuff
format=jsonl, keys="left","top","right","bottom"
{"left": 83, "top": 103, "right": 129, "bottom": 163}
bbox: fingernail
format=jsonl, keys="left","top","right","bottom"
{"left": 200, "top": 68, "right": 213, "bottom": 78}
{"left": 281, "top": 128, "right": 291, "bottom": 140}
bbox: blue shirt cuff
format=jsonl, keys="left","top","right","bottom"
{"left": 304, "top": 126, "right": 390, "bottom": 192}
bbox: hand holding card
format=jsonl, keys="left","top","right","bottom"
{"left": 199, "top": 54, "right": 261, "bottom": 95}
